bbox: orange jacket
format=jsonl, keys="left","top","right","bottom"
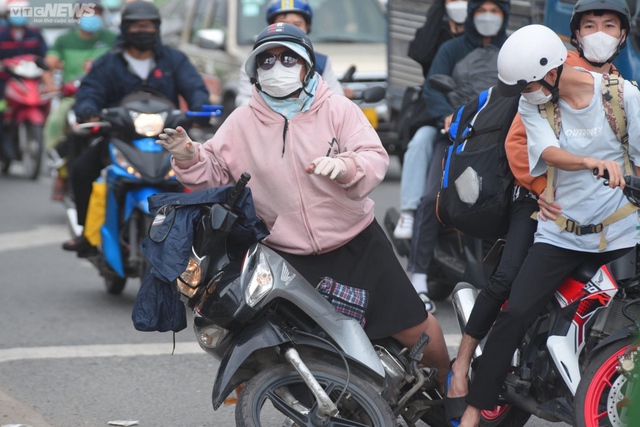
{"left": 505, "top": 51, "right": 602, "bottom": 196}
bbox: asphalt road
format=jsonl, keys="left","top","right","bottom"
{"left": 0, "top": 158, "right": 568, "bottom": 427}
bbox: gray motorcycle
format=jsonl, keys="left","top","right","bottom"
{"left": 147, "top": 173, "right": 447, "bottom": 427}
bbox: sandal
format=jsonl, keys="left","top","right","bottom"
{"left": 445, "top": 368, "right": 468, "bottom": 427}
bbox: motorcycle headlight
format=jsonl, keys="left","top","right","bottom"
{"left": 193, "top": 314, "right": 228, "bottom": 349}
{"left": 131, "top": 112, "right": 166, "bottom": 137}
{"left": 244, "top": 250, "right": 273, "bottom": 307}
{"left": 112, "top": 146, "right": 141, "bottom": 178}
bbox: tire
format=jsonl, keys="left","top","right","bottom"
{"left": 574, "top": 337, "right": 637, "bottom": 427}
{"left": 479, "top": 404, "right": 531, "bottom": 427}
{"left": 20, "top": 123, "right": 43, "bottom": 180}
{"left": 105, "top": 275, "right": 126, "bottom": 295}
{"left": 236, "top": 360, "right": 396, "bottom": 427}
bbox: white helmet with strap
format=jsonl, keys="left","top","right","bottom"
{"left": 497, "top": 25, "right": 567, "bottom": 97}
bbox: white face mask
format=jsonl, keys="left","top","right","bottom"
{"left": 578, "top": 31, "right": 621, "bottom": 63}
{"left": 257, "top": 62, "right": 304, "bottom": 98}
{"left": 522, "top": 87, "right": 552, "bottom": 105}
{"left": 473, "top": 12, "right": 503, "bottom": 37}
{"left": 446, "top": 1, "right": 468, "bottom": 24}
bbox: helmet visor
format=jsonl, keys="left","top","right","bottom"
{"left": 497, "top": 79, "right": 529, "bottom": 97}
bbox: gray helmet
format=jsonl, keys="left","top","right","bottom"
{"left": 569, "top": 0, "right": 630, "bottom": 57}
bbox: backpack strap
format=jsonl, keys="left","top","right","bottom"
{"left": 539, "top": 101, "right": 561, "bottom": 204}
{"left": 534, "top": 77, "right": 638, "bottom": 250}
{"left": 601, "top": 73, "right": 632, "bottom": 175}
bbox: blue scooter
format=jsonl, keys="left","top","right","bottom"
{"left": 69, "top": 90, "right": 222, "bottom": 294}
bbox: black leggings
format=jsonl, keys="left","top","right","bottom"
{"left": 467, "top": 243, "right": 631, "bottom": 409}
{"left": 68, "top": 136, "right": 109, "bottom": 226}
{"left": 464, "top": 194, "right": 538, "bottom": 339}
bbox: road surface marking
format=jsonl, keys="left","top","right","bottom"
{"left": 0, "top": 225, "right": 68, "bottom": 253}
{"left": 0, "top": 334, "right": 462, "bottom": 363}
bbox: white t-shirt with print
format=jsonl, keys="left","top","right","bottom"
{"left": 520, "top": 70, "right": 640, "bottom": 252}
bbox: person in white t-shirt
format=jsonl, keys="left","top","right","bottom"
{"left": 454, "top": 24, "right": 640, "bottom": 427}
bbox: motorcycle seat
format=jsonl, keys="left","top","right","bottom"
{"left": 569, "top": 260, "right": 601, "bottom": 284}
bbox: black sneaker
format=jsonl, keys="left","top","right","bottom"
{"left": 62, "top": 235, "right": 97, "bottom": 257}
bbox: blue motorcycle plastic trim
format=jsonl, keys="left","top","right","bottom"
{"left": 123, "top": 187, "right": 162, "bottom": 220}
{"left": 133, "top": 137, "right": 164, "bottom": 153}
{"left": 102, "top": 187, "right": 125, "bottom": 277}
{"left": 186, "top": 111, "right": 216, "bottom": 117}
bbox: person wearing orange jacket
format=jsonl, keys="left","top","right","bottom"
{"left": 444, "top": 0, "right": 632, "bottom": 425}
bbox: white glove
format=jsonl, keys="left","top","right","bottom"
{"left": 308, "top": 156, "right": 347, "bottom": 180}
{"left": 156, "top": 126, "right": 196, "bottom": 162}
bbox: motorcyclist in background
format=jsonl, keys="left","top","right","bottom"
{"left": 235, "top": 0, "right": 348, "bottom": 108}
{"left": 60, "top": 0, "right": 209, "bottom": 257}
{"left": 0, "top": 0, "right": 48, "bottom": 162}
{"left": 399, "top": 0, "right": 510, "bottom": 313}
{"left": 44, "top": 0, "right": 117, "bottom": 200}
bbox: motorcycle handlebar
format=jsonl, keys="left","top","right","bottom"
{"left": 225, "top": 173, "right": 251, "bottom": 209}
{"left": 593, "top": 169, "right": 640, "bottom": 207}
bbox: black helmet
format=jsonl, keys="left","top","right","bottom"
{"left": 570, "top": 0, "right": 630, "bottom": 54}
{"left": 266, "top": 0, "right": 313, "bottom": 26}
{"left": 120, "top": 0, "right": 161, "bottom": 23}
{"left": 245, "top": 23, "right": 316, "bottom": 83}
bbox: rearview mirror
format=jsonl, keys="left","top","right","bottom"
{"left": 149, "top": 205, "right": 177, "bottom": 243}
{"left": 196, "top": 29, "right": 225, "bottom": 50}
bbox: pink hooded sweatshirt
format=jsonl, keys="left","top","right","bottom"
{"left": 171, "top": 78, "right": 389, "bottom": 255}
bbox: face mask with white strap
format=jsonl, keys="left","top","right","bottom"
{"left": 257, "top": 62, "right": 304, "bottom": 98}
{"left": 577, "top": 31, "right": 621, "bottom": 63}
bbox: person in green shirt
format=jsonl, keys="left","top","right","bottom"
{"left": 44, "top": 0, "right": 117, "bottom": 200}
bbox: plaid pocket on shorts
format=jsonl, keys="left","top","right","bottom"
{"left": 317, "top": 276, "right": 368, "bottom": 328}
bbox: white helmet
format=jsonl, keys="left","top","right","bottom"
{"left": 497, "top": 25, "right": 567, "bottom": 97}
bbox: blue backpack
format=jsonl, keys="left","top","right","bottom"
{"left": 436, "top": 86, "right": 520, "bottom": 239}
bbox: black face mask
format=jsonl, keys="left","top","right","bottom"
{"left": 125, "top": 31, "right": 158, "bottom": 51}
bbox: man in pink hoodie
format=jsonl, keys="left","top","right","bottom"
{"left": 157, "top": 23, "right": 451, "bottom": 390}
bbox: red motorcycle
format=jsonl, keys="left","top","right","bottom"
{"left": 0, "top": 54, "right": 57, "bottom": 179}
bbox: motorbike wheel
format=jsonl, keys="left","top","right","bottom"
{"left": 479, "top": 404, "right": 531, "bottom": 427}
{"left": 236, "top": 360, "right": 396, "bottom": 427}
{"left": 20, "top": 123, "right": 43, "bottom": 180}
{"left": 574, "top": 337, "right": 637, "bottom": 427}
{"left": 105, "top": 275, "right": 126, "bottom": 295}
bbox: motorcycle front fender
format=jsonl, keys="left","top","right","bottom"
{"left": 211, "top": 317, "right": 387, "bottom": 410}
{"left": 590, "top": 325, "right": 637, "bottom": 357}
{"left": 212, "top": 318, "right": 293, "bottom": 410}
